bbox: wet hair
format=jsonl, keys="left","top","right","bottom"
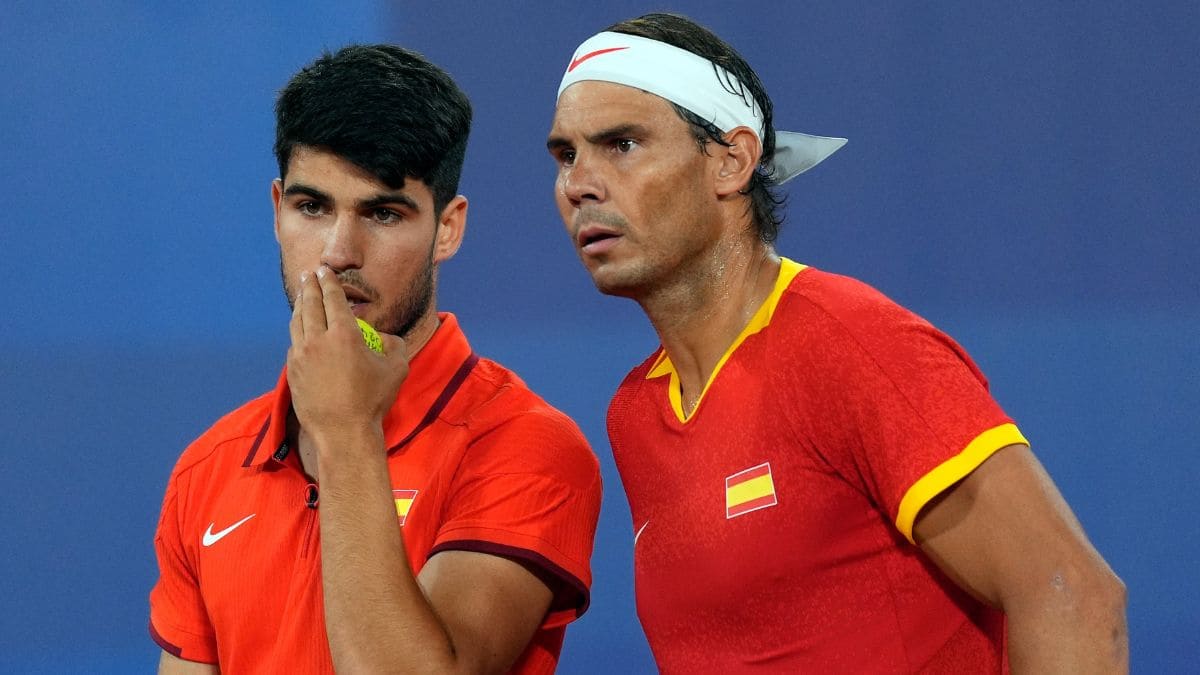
{"left": 606, "top": 13, "right": 785, "bottom": 243}
{"left": 274, "top": 44, "right": 472, "bottom": 214}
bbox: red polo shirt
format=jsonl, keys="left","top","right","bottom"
{"left": 150, "top": 313, "right": 601, "bottom": 673}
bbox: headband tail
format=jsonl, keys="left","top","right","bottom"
{"left": 771, "top": 131, "right": 848, "bottom": 184}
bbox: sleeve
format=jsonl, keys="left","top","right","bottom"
{"left": 148, "top": 469, "right": 218, "bottom": 664}
{"left": 430, "top": 409, "right": 602, "bottom": 629}
{"left": 792, "top": 290, "right": 1028, "bottom": 544}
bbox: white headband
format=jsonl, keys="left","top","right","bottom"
{"left": 557, "top": 32, "right": 847, "bottom": 184}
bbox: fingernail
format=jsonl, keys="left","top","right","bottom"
{"left": 300, "top": 271, "right": 309, "bottom": 284}
{"left": 316, "top": 266, "right": 327, "bottom": 279}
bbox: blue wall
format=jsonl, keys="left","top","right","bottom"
{"left": 2, "top": 2, "right": 1196, "bottom": 671}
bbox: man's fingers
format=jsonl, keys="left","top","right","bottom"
{"left": 380, "top": 333, "right": 411, "bottom": 383}
{"left": 289, "top": 273, "right": 306, "bottom": 346}
{"left": 316, "top": 265, "right": 355, "bottom": 330}
{"left": 293, "top": 266, "right": 373, "bottom": 351}
{"left": 379, "top": 333, "right": 407, "bottom": 360}
{"left": 300, "top": 269, "right": 327, "bottom": 336}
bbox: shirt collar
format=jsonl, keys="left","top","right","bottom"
{"left": 647, "top": 258, "right": 807, "bottom": 381}
{"left": 646, "top": 259, "right": 807, "bottom": 423}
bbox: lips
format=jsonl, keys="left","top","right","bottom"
{"left": 577, "top": 225, "right": 622, "bottom": 254}
{"left": 340, "top": 284, "right": 371, "bottom": 310}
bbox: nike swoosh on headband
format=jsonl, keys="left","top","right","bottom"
{"left": 568, "top": 46, "right": 628, "bottom": 73}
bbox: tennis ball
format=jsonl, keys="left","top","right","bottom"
{"left": 356, "top": 318, "right": 384, "bottom": 354}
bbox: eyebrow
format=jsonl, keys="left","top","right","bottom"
{"left": 546, "top": 123, "right": 652, "bottom": 152}
{"left": 282, "top": 182, "right": 420, "bottom": 213}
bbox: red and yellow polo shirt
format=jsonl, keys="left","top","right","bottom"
{"left": 608, "top": 259, "right": 1026, "bottom": 672}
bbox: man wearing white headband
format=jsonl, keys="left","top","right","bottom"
{"left": 547, "top": 13, "right": 1126, "bottom": 673}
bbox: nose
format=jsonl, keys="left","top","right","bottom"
{"left": 320, "top": 213, "right": 363, "bottom": 272}
{"left": 559, "top": 152, "right": 605, "bottom": 208}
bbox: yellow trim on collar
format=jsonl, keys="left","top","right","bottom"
{"left": 647, "top": 258, "right": 808, "bottom": 422}
{"left": 895, "top": 423, "right": 1030, "bottom": 544}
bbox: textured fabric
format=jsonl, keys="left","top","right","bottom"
{"left": 608, "top": 260, "right": 1025, "bottom": 673}
{"left": 150, "top": 313, "right": 601, "bottom": 674}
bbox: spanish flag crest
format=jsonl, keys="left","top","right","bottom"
{"left": 393, "top": 489, "right": 418, "bottom": 525}
{"left": 725, "top": 462, "right": 777, "bottom": 519}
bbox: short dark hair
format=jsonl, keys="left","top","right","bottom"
{"left": 606, "top": 14, "right": 785, "bottom": 244}
{"left": 274, "top": 44, "right": 472, "bottom": 214}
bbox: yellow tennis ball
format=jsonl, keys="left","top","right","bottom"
{"left": 356, "top": 318, "right": 384, "bottom": 354}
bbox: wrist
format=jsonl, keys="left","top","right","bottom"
{"left": 308, "top": 424, "right": 386, "bottom": 462}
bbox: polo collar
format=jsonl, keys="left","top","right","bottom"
{"left": 646, "top": 258, "right": 807, "bottom": 422}
{"left": 244, "top": 312, "right": 475, "bottom": 467}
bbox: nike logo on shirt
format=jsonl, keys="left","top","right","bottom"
{"left": 634, "top": 520, "right": 649, "bottom": 546}
{"left": 202, "top": 513, "right": 256, "bottom": 547}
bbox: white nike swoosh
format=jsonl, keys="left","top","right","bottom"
{"left": 633, "top": 520, "right": 649, "bottom": 546}
{"left": 202, "top": 513, "right": 256, "bottom": 547}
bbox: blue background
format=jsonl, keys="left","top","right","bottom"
{"left": 2, "top": 1, "right": 1197, "bottom": 672}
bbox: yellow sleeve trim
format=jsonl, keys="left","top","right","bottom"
{"left": 894, "top": 423, "right": 1029, "bottom": 544}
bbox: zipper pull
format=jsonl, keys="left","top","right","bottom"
{"left": 304, "top": 483, "right": 319, "bottom": 509}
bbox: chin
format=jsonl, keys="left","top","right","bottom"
{"left": 588, "top": 266, "right": 646, "bottom": 299}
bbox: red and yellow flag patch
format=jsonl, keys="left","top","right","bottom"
{"left": 392, "top": 489, "right": 418, "bottom": 525}
{"left": 725, "top": 463, "right": 777, "bottom": 518}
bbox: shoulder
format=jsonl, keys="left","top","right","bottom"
{"left": 776, "top": 267, "right": 960, "bottom": 352}
{"left": 452, "top": 357, "right": 580, "bottom": 435}
{"left": 781, "top": 267, "right": 923, "bottom": 332}
{"left": 778, "top": 266, "right": 987, "bottom": 385}
{"left": 167, "top": 390, "right": 276, "bottom": 480}
{"left": 446, "top": 357, "right": 599, "bottom": 483}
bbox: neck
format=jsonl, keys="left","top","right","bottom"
{"left": 640, "top": 235, "right": 779, "bottom": 414}
{"left": 400, "top": 305, "right": 441, "bottom": 360}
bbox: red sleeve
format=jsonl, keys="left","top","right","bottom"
{"left": 788, "top": 280, "right": 1028, "bottom": 543}
{"left": 430, "top": 409, "right": 602, "bottom": 629}
{"left": 148, "top": 468, "right": 218, "bottom": 664}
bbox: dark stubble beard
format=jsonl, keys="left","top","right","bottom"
{"left": 280, "top": 251, "right": 435, "bottom": 340}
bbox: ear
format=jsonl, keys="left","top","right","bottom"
{"left": 714, "top": 127, "right": 763, "bottom": 198}
{"left": 271, "top": 178, "right": 284, "bottom": 244}
{"left": 433, "top": 195, "right": 468, "bottom": 263}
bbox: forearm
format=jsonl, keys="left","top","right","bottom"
{"left": 316, "top": 427, "right": 460, "bottom": 674}
{"left": 1005, "top": 566, "right": 1128, "bottom": 673}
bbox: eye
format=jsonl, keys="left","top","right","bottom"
{"left": 371, "top": 208, "right": 401, "bottom": 224}
{"left": 557, "top": 149, "right": 576, "bottom": 167}
{"left": 615, "top": 139, "right": 636, "bottom": 153}
{"left": 297, "top": 201, "right": 324, "bottom": 217}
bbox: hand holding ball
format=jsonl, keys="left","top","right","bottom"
{"left": 356, "top": 318, "right": 385, "bottom": 354}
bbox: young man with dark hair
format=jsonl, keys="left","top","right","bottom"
{"left": 547, "top": 13, "right": 1127, "bottom": 673}
{"left": 150, "top": 44, "right": 601, "bottom": 674}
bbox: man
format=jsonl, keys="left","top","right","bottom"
{"left": 150, "top": 45, "right": 601, "bottom": 674}
{"left": 547, "top": 13, "right": 1126, "bottom": 673}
